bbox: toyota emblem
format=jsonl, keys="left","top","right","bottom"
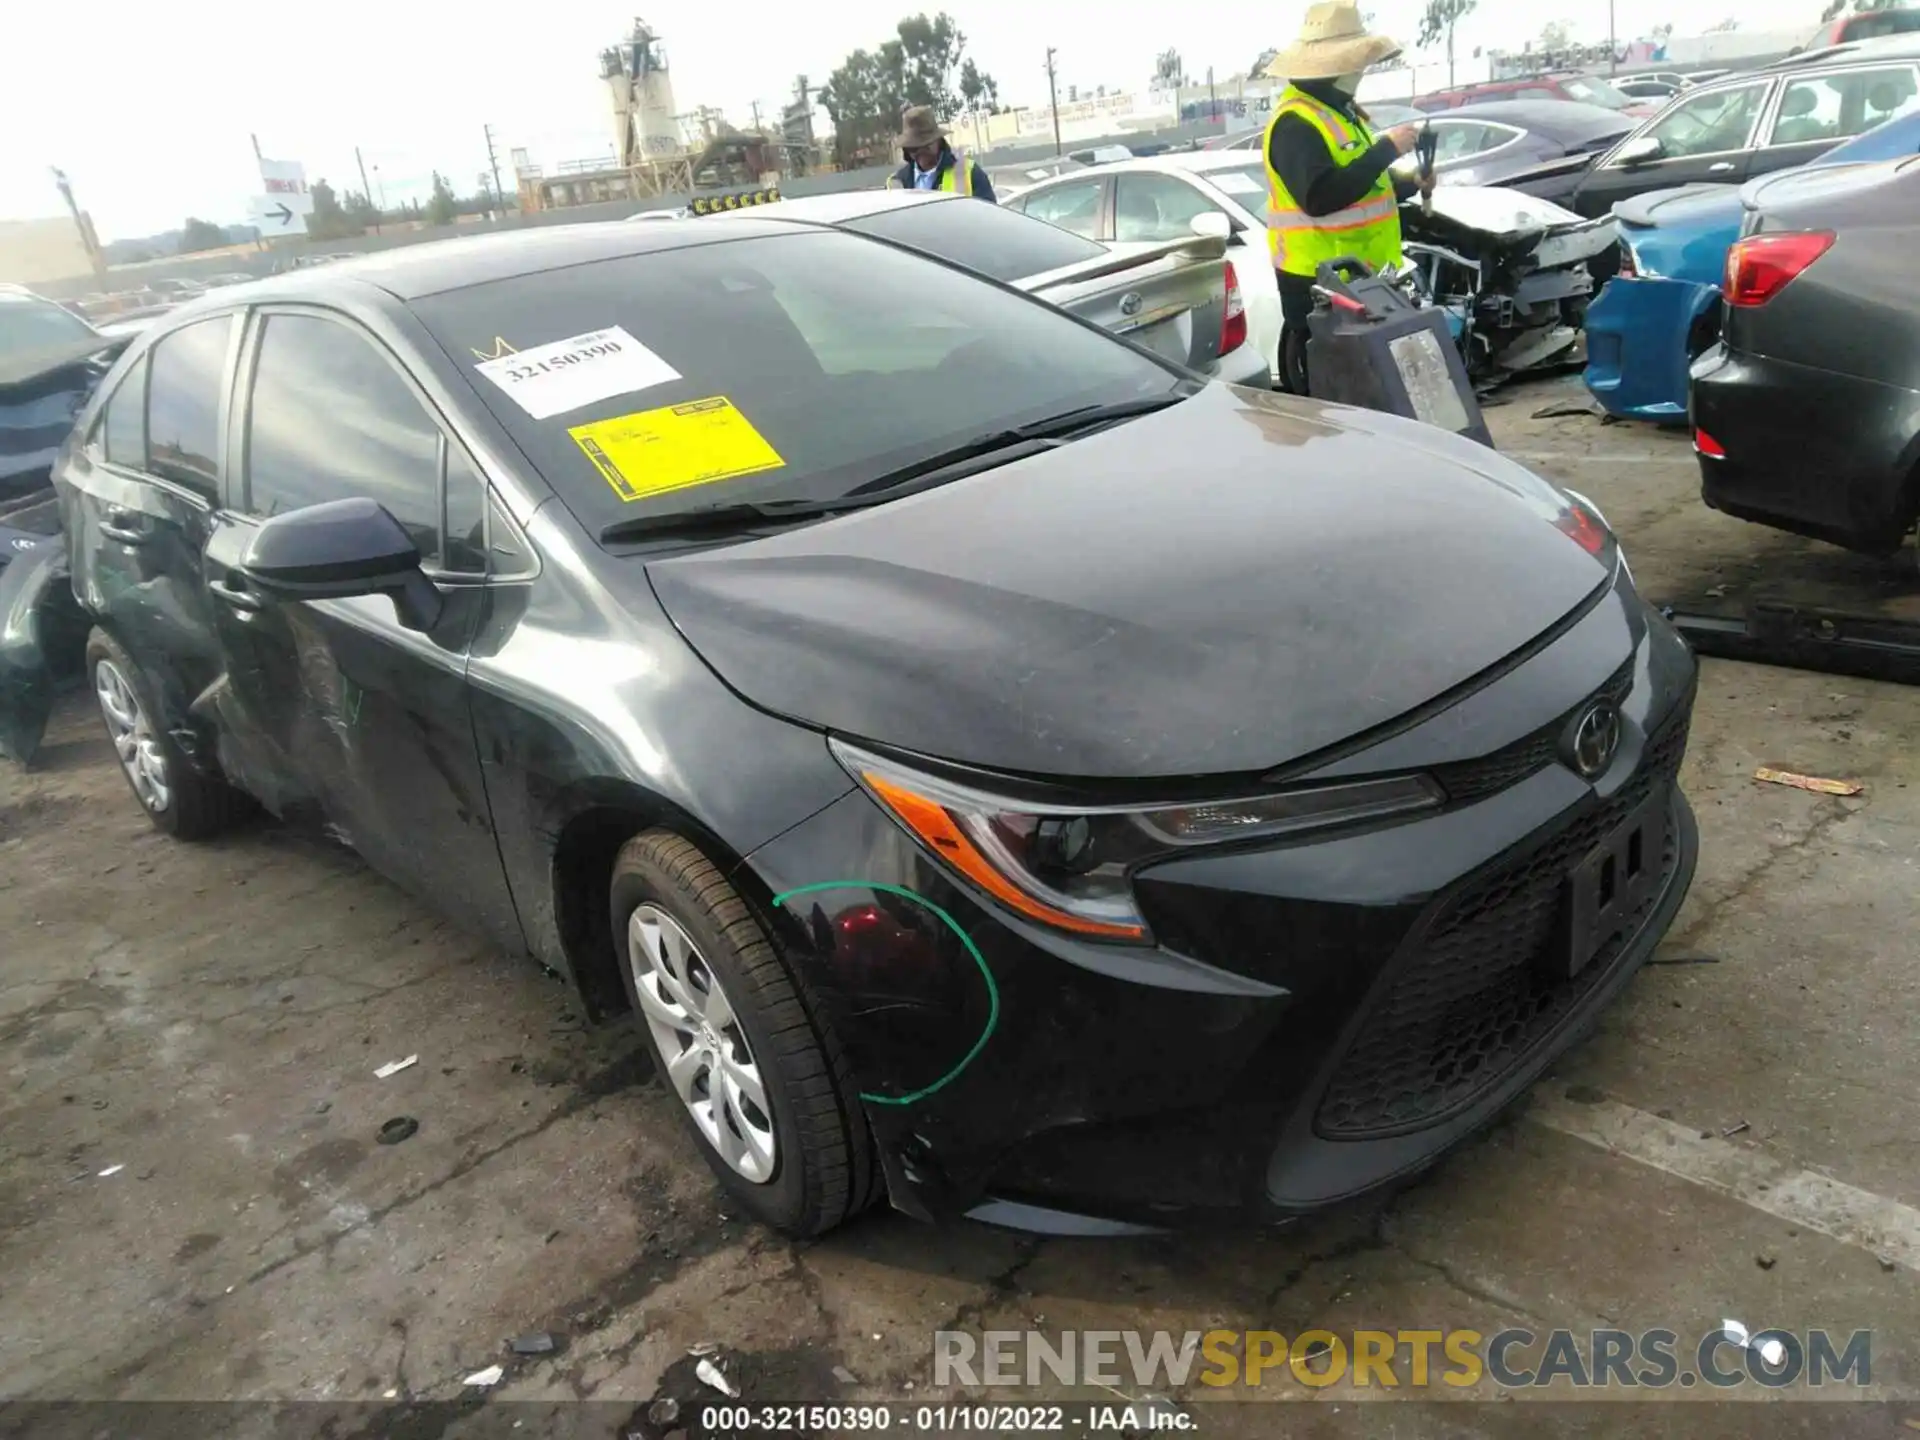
{"left": 1569, "top": 702, "right": 1622, "bottom": 780}
{"left": 1119, "top": 291, "right": 1143, "bottom": 317}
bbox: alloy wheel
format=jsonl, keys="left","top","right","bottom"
{"left": 95, "top": 659, "right": 170, "bottom": 813}
{"left": 626, "top": 904, "right": 777, "bottom": 1183}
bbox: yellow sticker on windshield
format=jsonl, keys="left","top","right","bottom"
{"left": 568, "top": 396, "right": 786, "bottom": 503}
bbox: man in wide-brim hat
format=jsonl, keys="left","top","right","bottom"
{"left": 885, "top": 105, "right": 996, "bottom": 201}
{"left": 1258, "top": 0, "right": 1429, "bottom": 393}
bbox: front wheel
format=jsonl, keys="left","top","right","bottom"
{"left": 611, "top": 830, "right": 878, "bottom": 1236}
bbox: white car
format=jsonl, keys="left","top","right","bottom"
{"left": 1001, "top": 151, "right": 1287, "bottom": 385}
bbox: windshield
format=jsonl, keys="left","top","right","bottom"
{"left": 415, "top": 229, "right": 1179, "bottom": 540}
{"left": 1560, "top": 75, "right": 1637, "bottom": 110}
{"left": 0, "top": 291, "right": 100, "bottom": 355}
{"left": 1210, "top": 163, "right": 1272, "bottom": 205}
{"left": 842, "top": 200, "right": 1106, "bottom": 281}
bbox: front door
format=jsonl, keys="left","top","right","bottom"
{"left": 1575, "top": 78, "right": 1774, "bottom": 218}
{"left": 203, "top": 306, "right": 517, "bottom": 940}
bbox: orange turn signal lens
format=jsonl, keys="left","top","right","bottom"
{"left": 862, "top": 772, "right": 1149, "bottom": 941}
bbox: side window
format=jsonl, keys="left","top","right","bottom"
{"left": 244, "top": 313, "right": 443, "bottom": 564}
{"left": 1113, "top": 174, "right": 1222, "bottom": 243}
{"left": 443, "top": 444, "right": 488, "bottom": 574}
{"left": 1643, "top": 81, "right": 1769, "bottom": 159}
{"left": 1020, "top": 178, "right": 1104, "bottom": 238}
{"left": 1432, "top": 123, "right": 1494, "bottom": 163}
{"left": 146, "top": 316, "right": 234, "bottom": 500}
{"left": 485, "top": 493, "right": 531, "bottom": 575}
{"left": 1770, "top": 67, "right": 1919, "bottom": 146}
{"left": 101, "top": 357, "right": 147, "bottom": 469}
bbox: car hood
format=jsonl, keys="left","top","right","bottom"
{"left": 645, "top": 386, "right": 1611, "bottom": 781}
{"left": 1615, "top": 182, "right": 1742, "bottom": 231}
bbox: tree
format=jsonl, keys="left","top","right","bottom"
{"left": 1417, "top": 0, "right": 1478, "bottom": 87}
{"left": 819, "top": 13, "right": 993, "bottom": 166}
{"left": 1707, "top": 14, "right": 1742, "bottom": 29}
{"left": 1821, "top": 0, "right": 1897, "bottom": 21}
{"left": 307, "top": 179, "right": 364, "bottom": 241}
{"left": 1154, "top": 48, "right": 1184, "bottom": 88}
{"left": 1249, "top": 46, "right": 1278, "bottom": 79}
{"left": 427, "top": 171, "right": 458, "bottom": 226}
{"left": 177, "top": 217, "right": 226, "bottom": 254}
{"left": 1536, "top": 20, "right": 1571, "bottom": 54}
{"left": 340, "top": 189, "right": 381, "bottom": 229}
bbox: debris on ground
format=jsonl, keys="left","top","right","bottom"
{"left": 1754, "top": 767, "right": 1863, "bottom": 797}
{"left": 509, "top": 1331, "right": 557, "bottom": 1355}
{"left": 1722, "top": 1121, "right": 1752, "bottom": 1138}
{"left": 1721, "top": 1319, "right": 1786, "bottom": 1367}
{"left": 96, "top": 1164, "right": 123, "bottom": 1178}
{"left": 647, "top": 1398, "right": 680, "bottom": 1426}
{"left": 463, "top": 1364, "right": 505, "bottom": 1388}
{"left": 373, "top": 1055, "right": 419, "bottom": 1079}
{"left": 1757, "top": 1254, "right": 1777, "bottom": 1270}
{"left": 695, "top": 1357, "right": 738, "bottom": 1398}
{"left": 1531, "top": 398, "right": 1601, "bottom": 420}
{"left": 832, "top": 1366, "right": 859, "bottom": 1384}
{"left": 376, "top": 1116, "right": 419, "bottom": 1146}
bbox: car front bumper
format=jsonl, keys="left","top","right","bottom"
{"left": 1583, "top": 276, "right": 1720, "bottom": 424}
{"left": 1691, "top": 341, "right": 1920, "bottom": 554}
{"left": 742, "top": 585, "right": 1698, "bottom": 1230}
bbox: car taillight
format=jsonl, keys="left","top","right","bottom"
{"left": 1695, "top": 428, "right": 1726, "bottom": 459}
{"left": 1221, "top": 260, "right": 1248, "bottom": 355}
{"left": 1616, "top": 242, "right": 1637, "bottom": 278}
{"left": 1722, "top": 231, "right": 1834, "bottom": 308}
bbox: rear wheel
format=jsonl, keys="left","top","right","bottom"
{"left": 86, "top": 629, "right": 248, "bottom": 840}
{"left": 611, "top": 830, "right": 878, "bottom": 1236}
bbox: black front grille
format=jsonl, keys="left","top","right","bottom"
{"left": 1431, "top": 660, "right": 1635, "bottom": 807}
{"left": 1315, "top": 696, "right": 1692, "bottom": 1139}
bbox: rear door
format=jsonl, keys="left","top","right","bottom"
{"left": 1575, "top": 77, "right": 1775, "bottom": 217}
{"left": 202, "top": 305, "right": 512, "bottom": 925}
{"left": 64, "top": 313, "right": 240, "bottom": 769}
{"left": 1748, "top": 60, "right": 1920, "bottom": 179}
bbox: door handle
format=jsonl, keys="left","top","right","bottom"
{"left": 208, "top": 575, "right": 265, "bottom": 613}
{"left": 1708, "top": 162, "right": 1735, "bottom": 173}
{"left": 99, "top": 507, "right": 147, "bottom": 545}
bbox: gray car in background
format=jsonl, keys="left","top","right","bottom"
{"left": 685, "top": 190, "right": 1270, "bottom": 388}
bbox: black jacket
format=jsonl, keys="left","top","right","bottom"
{"left": 889, "top": 142, "right": 997, "bottom": 202}
{"left": 1266, "top": 80, "right": 1417, "bottom": 218}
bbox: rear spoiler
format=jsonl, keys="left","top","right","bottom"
{"left": 1017, "top": 229, "right": 1229, "bottom": 293}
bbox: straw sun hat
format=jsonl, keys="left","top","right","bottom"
{"left": 1263, "top": 0, "right": 1404, "bottom": 80}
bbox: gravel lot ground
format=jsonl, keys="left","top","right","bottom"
{"left": 4, "top": 378, "right": 1918, "bottom": 1437}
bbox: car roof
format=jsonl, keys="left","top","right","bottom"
{"left": 1761, "top": 33, "right": 1920, "bottom": 71}
{"left": 174, "top": 219, "right": 805, "bottom": 303}
{"left": 1438, "top": 98, "right": 1637, "bottom": 135}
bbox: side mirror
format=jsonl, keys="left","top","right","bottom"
{"left": 1616, "top": 134, "right": 1663, "bottom": 167}
{"left": 240, "top": 497, "right": 443, "bottom": 632}
{"left": 1182, "top": 210, "right": 1231, "bottom": 259}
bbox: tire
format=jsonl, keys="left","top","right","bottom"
{"left": 85, "top": 629, "right": 249, "bottom": 841}
{"left": 610, "top": 829, "right": 878, "bottom": 1237}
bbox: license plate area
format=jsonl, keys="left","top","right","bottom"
{"left": 1555, "top": 787, "right": 1671, "bottom": 980}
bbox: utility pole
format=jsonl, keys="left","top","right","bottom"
{"left": 355, "top": 146, "right": 381, "bottom": 233}
{"left": 1044, "top": 47, "right": 1062, "bottom": 157}
{"left": 49, "top": 168, "right": 105, "bottom": 281}
{"left": 1608, "top": 0, "right": 1618, "bottom": 74}
{"left": 483, "top": 124, "right": 506, "bottom": 219}
{"left": 1208, "top": 65, "right": 1218, "bottom": 130}
{"left": 751, "top": 100, "right": 764, "bottom": 132}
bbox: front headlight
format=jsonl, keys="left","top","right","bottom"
{"left": 832, "top": 740, "right": 1443, "bottom": 944}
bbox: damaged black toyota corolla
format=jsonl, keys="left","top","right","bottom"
{"left": 46, "top": 219, "right": 1698, "bottom": 1237}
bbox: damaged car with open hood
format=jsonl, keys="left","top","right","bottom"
{"left": 38, "top": 219, "right": 1698, "bottom": 1236}
{"left": 0, "top": 285, "right": 130, "bottom": 763}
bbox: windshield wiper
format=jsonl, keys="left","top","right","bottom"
{"left": 841, "top": 391, "right": 1193, "bottom": 501}
{"left": 597, "top": 391, "right": 1193, "bottom": 544}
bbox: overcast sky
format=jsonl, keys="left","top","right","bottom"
{"left": 4, "top": 0, "right": 1827, "bottom": 240}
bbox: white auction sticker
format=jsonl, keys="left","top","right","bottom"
{"left": 475, "top": 326, "right": 680, "bottom": 420}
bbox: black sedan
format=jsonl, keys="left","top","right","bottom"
{"left": 48, "top": 219, "right": 1699, "bottom": 1235}
{"left": 1503, "top": 38, "right": 1920, "bottom": 214}
{"left": 1692, "top": 156, "right": 1920, "bottom": 555}
{"left": 1391, "top": 100, "right": 1637, "bottom": 189}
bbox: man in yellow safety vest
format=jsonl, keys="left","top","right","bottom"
{"left": 886, "top": 107, "right": 997, "bottom": 202}
{"left": 1260, "top": 0, "right": 1432, "bottom": 393}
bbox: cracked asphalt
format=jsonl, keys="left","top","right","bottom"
{"left": 3, "top": 381, "right": 1918, "bottom": 1435}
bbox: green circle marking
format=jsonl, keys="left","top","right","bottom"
{"left": 771, "top": 881, "right": 1000, "bottom": 1106}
